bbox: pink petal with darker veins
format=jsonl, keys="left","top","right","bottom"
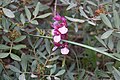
{"left": 61, "top": 47, "right": 69, "bottom": 54}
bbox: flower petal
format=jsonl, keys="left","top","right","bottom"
{"left": 53, "top": 21, "right": 58, "bottom": 26}
{"left": 53, "top": 35, "right": 61, "bottom": 43}
{"left": 61, "top": 47, "right": 69, "bottom": 54}
{"left": 58, "top": 26, "right": 68, "bottom": 34}
{"left": 52, "top": 46, "right": 58, "bottom": 51}
{"left": 51, "top": 29, "right": 55, "bottom": 35}
{"left": 53, "top": 14, "right": 61, "bottom": 21}
{"left": 31, "top": 74, "right": 38, "bottom": 78}
{"left": 61, "top": 17, "right": 66, "bottom": 23}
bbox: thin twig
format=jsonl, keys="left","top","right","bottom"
{"left": 54, "top": 0, "right": 57, "bottom": 17}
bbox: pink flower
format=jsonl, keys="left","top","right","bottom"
{"left": 51, "top": 14, "right": 69, "bottom": 54}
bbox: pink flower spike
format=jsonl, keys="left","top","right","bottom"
{"left": 52, "top": 46, "right": 58, "bottom": 51}
{"left": 58, "top": 26, "right": 68, "bottom": 34}
{"left": 61, "top": 47, "right": 69, "bottom": 54}
{"left": 53, "top": 35, "right": 61, "bottom": 43}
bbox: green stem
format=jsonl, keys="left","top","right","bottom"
{"left": 28, "top": 34, "right": 120, "bottom": 61}
{"left": 9, "top": 42, "right": 13, "bottom": 54}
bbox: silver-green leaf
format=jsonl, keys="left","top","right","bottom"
{"left": 65, "top": 16, "right": 85, "bottom": 23}
{"left": 101, "top": 30, "right": 114, "bottom": 39}
{"left": 20, "top": 14, "right": 25, "bottom": 25}
{"left": 113, "top": 10, "right": 120, "bottom": 29}
{"left": 30, "top": 20, "right": 38, "bottom": 25}
{"left": 14, "top": 36, "right": 26, "bottom": 43}
{"left": 0, "top": 44, "right": 10, "bottom": 50}
{"left": 9, "top": 65, "right": 22, "bottom": 73}
{"left": 13, "top": 45, "right": 26, "bottom": 50}
{"left": 100, "top": 13, "right": 112, "bottom": 28}
{"left": 33, "top": 2, "right": 40, "bottom": 17}
{"left": 0, "top": 53, "right": 9, "bottom": 58}
{"left": 2, "top": 36, "right": 11, "bottom": 42}
{"left": 2, "top": 8, "right": 15, "bottom": 18}
{"left": 36, "top": 13, "right": 52, "bottom": 19}
{"left": 10, "top": 53, "right": 21, "bottom": 61}
{"left": 25, "top": 6, "right": 31, "bottom": 21}
{"left": 55, "top": 70, "right": 65, "bottom": 76}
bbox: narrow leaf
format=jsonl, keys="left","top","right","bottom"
{"left": 31, "top": 60, "right": 37, "bottom": 72}
{"left": 13, "top": 45, "right": 26, "bottom": 50}
{"left": 95, "top": 36, "right": 107, "bottom": 48}
{"left": 25, "top": 6, "right": 31, "bottom": 21}
{"left": 108, "top": 37, "right": 114, "bottom": 51}
{"left": 65, "top": 16, "right": 85, "bottom": 23}
{"left": 49, "top": 56, "right": 59, "bottom": 61}
{"left": 112, "top": 67, "right": 120, "bottom": 80}
{"left": 50, "top": 64, "right": 56, "bottom": 75}
{"left": 101, "top": 30, "right": 114, "bottom": 39}
{"left": 30, "top": 20, "right": 38, "bottom": 25}
{"left": 0, "top": 53, "right": 9, "bottom": 58}
{"left": 86, "top": 1, "right": 97, "bottom": 6}
{"left": 33, "top": 2, "right": 40, "bottom": 17}
{"left": 36, "top": 13, "right": 51, "bottom": 19}
{"left": 55, "top": 70, "right": 65, "bottom": 76}
{"left": 66, "top": 3, "right": 77, "bottom": 10}
{"left": 0, "top": 44, "right": 10, "bottom": 49}
{"left": 21, "top": 54, "right": 28, "bottom": 71}
{"left": 45, "top": 39, "right": 51, "bottom": 54}
{"left": 14, "top": 36, "right": 26, "bottom": 43}
{"left": 2, "top": 8, "right": 15, "bottom": 18}
{"left": 2, "top": 36, "right": 11, "bottom": 42}
{"left": 100, "top": 13, "right": 112, "bottom": 28}
{"left": 20, "top": 14, "right": 25, "bottom": 25}
{"left": 39, "top": 3, "right": 49, "bottom": 12}
{"left": 117, "top": 40, "right": 120, "bottom": 53}
{"left": 79, "top": 7, "right": 88, "bottom": 18}
{"left": 113, "top": 10, "right": 120, "bottom": 29}
{"left": 9, "top": 65, "right": 22, "bottom": 73}
{"left": 37, "top": 51, "right": 47, "bottom": 59}
{"left": 10, "top": 53, "right": 21, "bottom": 61}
